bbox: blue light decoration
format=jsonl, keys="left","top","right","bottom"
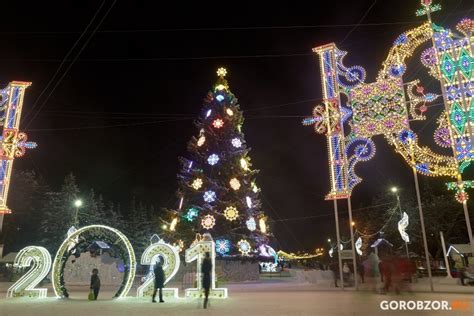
{"left": 216, "top": 94, "right": 225, "bottom": 102}
{"left": 184, "top": 207, "right": 199, "bottom": 221}
{"left": 207, "top": 154, "right": 219, "bottom": 165}
{"left": 346, "top": 137, "right": 376, "bottom": 190}
{"left": 245, "top": 196, "right": 252, "bottom": 208}
{"left": 246, "top": 217, "right": 256, "bottom": 231}
{"left": 206, "top": 109, "right": 212, "bottom": 118}
{"left": 399, "top": 129, "right": 417, "bottom": 145}
{"left": 215, "top": 239, "right": 231, "bottom": 255}
{"left": 203, "top": 190, "right": 216, "bottom": 203}
{"left": 231, "top": 138, "right": 242, "bottom": 148}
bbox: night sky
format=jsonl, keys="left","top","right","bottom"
{"left": 1, "top": 0, "right": 472, "bottom": 252}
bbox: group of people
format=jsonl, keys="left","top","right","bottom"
{"left": 331, "top": 251, "right": 415, "bottom": 294}
{"left": 88, "top": 252, "right": 214, "bottom": 308}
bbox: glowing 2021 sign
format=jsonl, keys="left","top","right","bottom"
{"left": 7, "top": 225, "right": 228, "bottom": 300}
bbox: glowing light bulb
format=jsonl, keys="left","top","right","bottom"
{"left": 229, "top": 178, "right": 241, "bottom": 190}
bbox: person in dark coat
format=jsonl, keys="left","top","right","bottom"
{"left": 201, "top": 252, "right": 212, "bottom": 309}
{"left": 152, "top": 261, "right": 165, "bottom": 303}
{"left": 90, "top": 268, "right": 101, "bottom": 300}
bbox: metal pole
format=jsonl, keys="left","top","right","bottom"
{"left": 0, "top": 214, "right": 3, "bottom": 233}
{"left": 333, "top": 199, "right": 344, "bottom": 290}
{"left": 74, "top": 207, "right": 79, "bottom": 227}
{"left": 396, "top": 194, "right": 410, "bottom": 258}
{"left": 439, "top": 231, "right": 452, "bottom": 279}
{"left": 412, "top": 167, "right": 434, "bottom": 292}
{"left": 347, "top": 197, "right": 358, "bottom": 290}
{"left": 461, "top": 201, "right": 474, "bottom": 254}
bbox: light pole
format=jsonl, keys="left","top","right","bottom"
{"left": 74, "top": 199, "right": 83, "bottom": 227}
{"left": 391, "top": 187, "right": 410, "bottom": 259}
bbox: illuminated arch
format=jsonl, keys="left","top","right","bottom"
{"left": 51, "top": 225, "right": 136, "bottom": 298}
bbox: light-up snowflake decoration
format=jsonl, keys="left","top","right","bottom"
{"left": 229, "top": 178, "right": 241, "bottom": 190}
{"left": 185, "top": 207, "right": 199, "bottom": 221}
{"left": 212, "top": 118, "right": 224, "bottom": 129}
{"left": 246, "top": 217, "right": 256, "bottom": 231}
{"left": 207, "top": 154, "right": 219, "bottom": 165}
{"left": 237, "top": 239, "right": 251, "bottom": 256}
{"left": 231, "top": 138, "right": 242, "bottom": 148}
{"left": 191, "top": 178, "right": 203, "bottom": 190}
{"left": 203, "top": 191, "right": 216, "bottom": 203}
{"left": 224, "top": 206, "right": 239, "bottom": 221}
{"left": 201, "top": 215, "right": 216, "bottom": 230}
{"left": 215, "top": 239, "right": 231, "bottom": 255}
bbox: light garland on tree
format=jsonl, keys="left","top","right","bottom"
{"left": 223, "top": 206, "right": 239, "bottom": 221}
{"left": 185, "top": 207, "right": 199, "bottom": 221}
{"left": 246, "top": 196, "right": 252, "bottom": 208}
{"left": 237, "top": 239, "right": 251, "bottom": 256}
{"left": 201, "top": 215, "right": 216, "bottom": 230}
{"left": 207, "top": 154, "right": 219, "bottom": 166}
{"left": 259, "top": 217, "right": 267, "bottom": 233}
{"left": 226, "top": 108, "right": 234, "bottom": 116}
{"left": 240, "top": 158, "right": 249, "bottom": 171}
{"left": 231, "top": 138, "right": 242, "bottom": 148}
{"left": 191, "top": 178, "right": 203, "bottom": 190}
{"left": 212, "top": 118, "right": 224, "bottom": 129}
{"left": 229, "top": 178, "right": 241, "bottom": 190}
{"left": 197, "top": 136, "right": 206, "bottom": 147}
{"left": 246, "top": 217, "right": 256, "bottom": 231}
{"left": 170, "top": 218, "right": 178, "bottom": 231}
{"left": 203, "top": 190, "right": 216, "bottom": 203}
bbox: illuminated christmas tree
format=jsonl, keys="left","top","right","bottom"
{"left": 167, "top": 68, "right": 270, "bottom": 257}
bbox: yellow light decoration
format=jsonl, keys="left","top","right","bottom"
{"left": 191, "top": 178, "right": 203, "bottom": 190}
{"left": 201, "top": 215, "right": 216, "bottom": 230}
{"left": 251, "top": 182, "right": 259, "bottom": 193}
{"left": 223, "top": 206, "right": 239, "bottom": 221}
{"left": 212, "top": 118, "right": 224, "bottom": 129}
{"left": 226, "top": 108, "right": 234, "bottom": 116}
{"left": 197, "top": 136, "right": 206, "bottom": 147}
{"left": 217, "top": 67, "right": 227, "bottom": 78}
{"left": 170, "top": 218, "right": 178, "bottom": 231}
{"left": 229, "top": 178, "right": 241, "bottom": 190}
{"left": 259, "top": 217, "right": 267, "bottom": 233}
{"left": 240, "top": 158, "right": 249, "bottom": 171}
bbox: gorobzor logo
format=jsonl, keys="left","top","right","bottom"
{"left": 380, "top": 300, "right": 471, "bottom": 311}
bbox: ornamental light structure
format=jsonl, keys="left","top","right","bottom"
{"left": 391, "top": 187, "right": 410, "bottom": 259}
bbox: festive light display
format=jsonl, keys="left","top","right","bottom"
{"left": 240, "top": 158, "right": 249, "bottom": 170}
{"left": 355, "top": 237, "right": 363, "bottom": 256}
{"left": 191, "top": 178, "right": 203, "bottom": 190}
{"left": 52, "top": 225, "right": 136, "bottom": 298}
{"left": 229, "top": 178, "right": 241, "bottom": 190}
{"left": 206, "top": 109, "right": 212, "bottom": 118}
{"left": 207, "top": 154, "right": 220, "bottom": 165}
{"left": 246, "top": 196, "right": 252, "bottom": 208}
{"left": 231, "top": 138, "right": 242, "bottom": 148}
{"left": 0, "top": 81, "right": 36, "bottom": 214}
{"left": 197, "top": 136, "right": 206, "bottom": 147}
{"left": 237, "top": 239, "right": 251, "bottom": 256}
{"left": 215, "top": 239, "right": 231, "bottom": 255}
{"left": 246, "top": 217, "right": 256, "bottom": 231}
{"left": 305, "top": 17, "right": 474, "bottom": 200}
{"left": 259, "top": 217, "right": 267, "bottom": 233}
{"left": 447, "top": 180, "right": 474, "bottom": 203}
{"left": 137, "top": 237, "right": 180, "bottom": 298}
{"left": 259, "top": 262, "right": 277, "bottom": 272}
{"left": 169, "top": 217, "right": 178, "bottom": 231}
{"left": 277, "top": 250, "right": 323, "bottom": 260}
{"left": 398, "top": 212, "right": 410, "bottom": 243}
{"left": 7, "top": 246, "right": 51, "bottom": 298}
{"left": 185, "top": 207, "right": 199, "bottom": 221}
{"left": 185, "top": 233, "right": 228, "bottom": 298}
{"left": 203, "top": 190, "right": 216, "bottom": 203}
{"left": 251, "top": 182, "right": 259, "bottom": 193}
{"left": 329, "top": 248, "right": 334, "bottom": 258}
{"left": 259, "top": 244, "right": 278, "bottom": 262}
{"left": 201, "top": 214, "right": 216, "bottom": 229}
{"left": 212, "top": 118, "right": 224, "bottom": 129}
{"left": 223, "top": 206, "right": 239, "bottom": 221}
{"left": 226, "top": 108, "right": 234, "bottom": 116}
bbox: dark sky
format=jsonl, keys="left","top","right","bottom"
{"left": 1, "top": 0, "right": 472, "bottom": 251}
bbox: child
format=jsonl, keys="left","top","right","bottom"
{"left": 90, "top": 268, "right": 101, "bottom": 300}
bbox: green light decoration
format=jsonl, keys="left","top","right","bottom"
{"left": 446, "top": 180, "right": 474, "bottom": 203}
{"left": 415, "top": 0, "right": 441, "bottom": 17}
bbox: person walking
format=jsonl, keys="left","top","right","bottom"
{"left": 202, "top": 252, "right": 212, "bottom": 309}
{"left": 152, "top": 261, "right": 165, "bottom": 303}
{"left": 90, "top": 268, "right": 101, "bottom": 300}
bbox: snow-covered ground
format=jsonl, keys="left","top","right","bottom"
{"left": 0, "top": 279, "right": 473, "bottom": 316}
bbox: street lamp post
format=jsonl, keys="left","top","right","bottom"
{"left": 74, "top": 199, "right": 83, "bottom": 227}
{"left": 391, "top": 187, "right": 410, "bottom": 259}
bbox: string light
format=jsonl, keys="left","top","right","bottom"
{"left": 229, "top": 178, "right": 241, "bottom": 190}
{"left": 223, "top": 206, "right": 239, "bottom": 221}
{"left": 240, "top": 158, "right": 249, "bottom": 170}
{"left": 201, "top": 214, "right": 216, "bottom": 230}
{"left": 259, "top": 217, "right": 267, "bottom": 233}
{"left": 191, "top": 178, "right": 203, "bottom": 190}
